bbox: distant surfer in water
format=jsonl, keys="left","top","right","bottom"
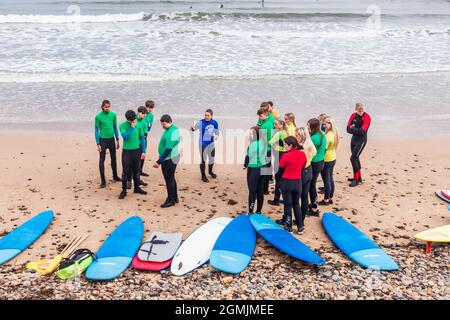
{"left": 190, "top": 109, "right": 219, "bottom": 182}
{"left": 347, "top": 103, "right": 371, "bottom": 187}
{"left": 244, "top": 126, "right": 268, "bottom": 214}
{"left": 94, "top": 100, "right": 121, "bottom": 188}
{"left": 153, "top": 115, "right": 181, "bottom": 208}
{"left": 119, "top": 110, "right": 147, "bottom": 199}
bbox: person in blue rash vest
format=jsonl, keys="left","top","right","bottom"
{"left": 190, "top": 109, "right": 219, "bottom": 182}
{"left": 118, "top": 110, "right": 147, "bottom": 200}
{"left": 94, "top": 100, "right": 121, "bottom": 188}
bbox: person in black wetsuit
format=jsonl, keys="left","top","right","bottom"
{"left": 244, "top": 126, "right": 268, "bottom": 214}
{"left": 346, "top": 103, "right": 371, "bottom": 187}
{"left": 94, "top": 100, "right": 121, "bottom": 188}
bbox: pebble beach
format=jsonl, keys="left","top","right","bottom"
{"left": 0, "top": 131, "right": 449, "bottom": 300}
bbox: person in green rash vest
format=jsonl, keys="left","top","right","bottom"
{"left": 118, "top": 110, "right": 148, "bottom": 200}
{"left": 244, "top": 126, "right": 268, "bottom": 214}
{"left": 257, "top": 101, "right": 275, "bottom": 127}
{"left": 307, "top": 118, "right": 327, "bottom": 216}
{"left": 141, "top": 100, "right": 155, "bottom": 177}
{"left": 94, "top": 100, "right": 121, "bottom": 188}
{"left": 257, "top": 107, "right": 274, "bottom": 195}
{"left": 152, "top": 114, "right": 181, "bottom": 208}
{"left": 127, "top": 106, "right": 149, "bottom": 189}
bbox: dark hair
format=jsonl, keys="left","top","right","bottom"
{"left": 125, "top": 110, "right": 136, "bottom": 121}
{"left": 257, "top": 108, "right": 268, "bottom": 116}
{"left": 160, "top": 114, "right": 172, "bottom": 123}
{"left": 137, "top": 106, "right": 148, "bottom": 114}
{"left": 145, "top": 100, "right": 155, "bottom": 109}
{"left": 284, "top": 136, "right": 300, "bottom": 150}
{"left": 260, "top": 101, "right": 269, "bottom": 109}
{"left": 205, "top": 109, "right": 213, "bottom": 116}
{"left": 267, "top": 101, "right": 273, "bottom": 107}
{"left": 249, "top": 126, "right": 261, "bottom": 142}
{"left": 101, "top": 100, "right": 110, "bottom": 109}
{"left": 307, "top": 118, "right": 322, "bottom": 136}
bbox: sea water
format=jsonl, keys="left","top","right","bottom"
{"left": 0, "top": 0, "right": 449, "bottom": 135}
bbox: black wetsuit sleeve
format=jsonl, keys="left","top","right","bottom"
{"left": 244, "top": 155, "right": 250, "bottom": 168}
{"left": 157, "top": 148, "right": 172, "bottom": 164}
{"left": 346, "top": 113, "right": 356, "bottom": 134}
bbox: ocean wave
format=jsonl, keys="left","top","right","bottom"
{"left": 0, "top": 12, "right": 145, "bottom": 24}
{"left": 1, "top": 69, "right": 450, "bottom": 83}
{"left": 2, "top": 10, "right": 450, "bottom": 24}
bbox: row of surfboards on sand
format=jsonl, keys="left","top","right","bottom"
{"left": 1, "top": 194, "right": 447, "bottom": 281}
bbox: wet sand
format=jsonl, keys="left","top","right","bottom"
{"left": 0, "top": 130, "right": 449, "bottom": 299}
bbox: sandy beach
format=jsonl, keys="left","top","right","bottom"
{"left": 0, "top": 130, "right": 448, "bottom": 300}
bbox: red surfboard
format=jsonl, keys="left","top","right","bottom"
{"left": 441, "top": 190, "right": 450, "bottom": 200}
{"left": 132, "top": 255, "right": 172, "bottom": 271}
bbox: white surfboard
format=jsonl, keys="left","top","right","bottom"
{"left": 171, "top": 217, "right": 232, "bottom": 276}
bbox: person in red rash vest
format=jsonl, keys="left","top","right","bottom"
{"left": 346, "top": 103, "right": 371, "bottom": 187}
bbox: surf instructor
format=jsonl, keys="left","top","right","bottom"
{"left": 153, "top": 115, "right": 181, "bottom": 208}
{"left": 347, "top": 103, "right": 371, "bottom": 187}
{"left": 94, "top": 100, "right": 121, "bottom": 188}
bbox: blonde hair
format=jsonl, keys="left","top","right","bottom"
{"left": 296, "top": 127, "right": 317, "bottom": 158}
{"left": 355, "top": 102, "right": 364, "bottom": 110}
{"left": 275, "top": 118, "right": 288, "bottom": 132}
{"left": 284, "top": 113, "right": 297, "bottom": 128}
{"left": 323, "top": 116, "right": 340, "bottom": 151}
{"left": 318, "top": 113, "right": 328, "bottom": 122}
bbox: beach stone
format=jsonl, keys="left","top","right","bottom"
{"left": 332, "top": 275, "right": 341, "bottom": 282}
{"left": 222, "top": 276, "right": 233, "bottom": 285}
{"left": 348, "top": 291, "right": 358, "bottom": 300}
{"left": 394, "top": 288, "right": 403, "bottom": 299}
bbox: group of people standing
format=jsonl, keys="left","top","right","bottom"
{"left": 94, "top": 99, "right": 371, "bottom": 234}
{"left": 95, "top": 100, "right": 181, "bottom": 208}
{"left": 244, "top": 102, "right": 371, "bottom": 234}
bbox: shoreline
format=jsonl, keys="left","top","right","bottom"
{"left": 0, "top": 131, "right": 449, "bottom": 299}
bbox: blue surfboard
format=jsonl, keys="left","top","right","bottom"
{"left": 210, "top": 214, "right": 256, "bottom": 274}
{"left": 0, "top": 210, "right": 54, "bottom": 265}
{"left": 322, "top": 212, "right": 398, "bottom": 270}
{"left": 86, "top": 216, "right": 144, "bottom": 280}
{"left": 250, "top": 214, "right": 325, "bottom": 265}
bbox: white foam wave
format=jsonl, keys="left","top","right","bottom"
{"left": 0, "top": 12, "right": 145, "bottom": 24}
{"left": 1, "top": 69, "right": 450, "bottom": 83}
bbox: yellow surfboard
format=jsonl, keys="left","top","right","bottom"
{"left": 415, "top": 225, "right": 450, "bottom": 243}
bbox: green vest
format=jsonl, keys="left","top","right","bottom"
{"left": 120, "top": 121, "right": 144, "bottom": 150}
{"left": 158, "top": 124, "right": 181, "bottom": 159}
{"left": 95, "top": 111, "right": 117, "bottom": 139}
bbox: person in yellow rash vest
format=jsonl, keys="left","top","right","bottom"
{"left": 267, "top": 119, "right": 288, "bottom": 206}
{"left": 319, "top": 117, "right": 340, "bottom": 205}
{"left": 284, "top": 113, "right": 297, "bottom": 137}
